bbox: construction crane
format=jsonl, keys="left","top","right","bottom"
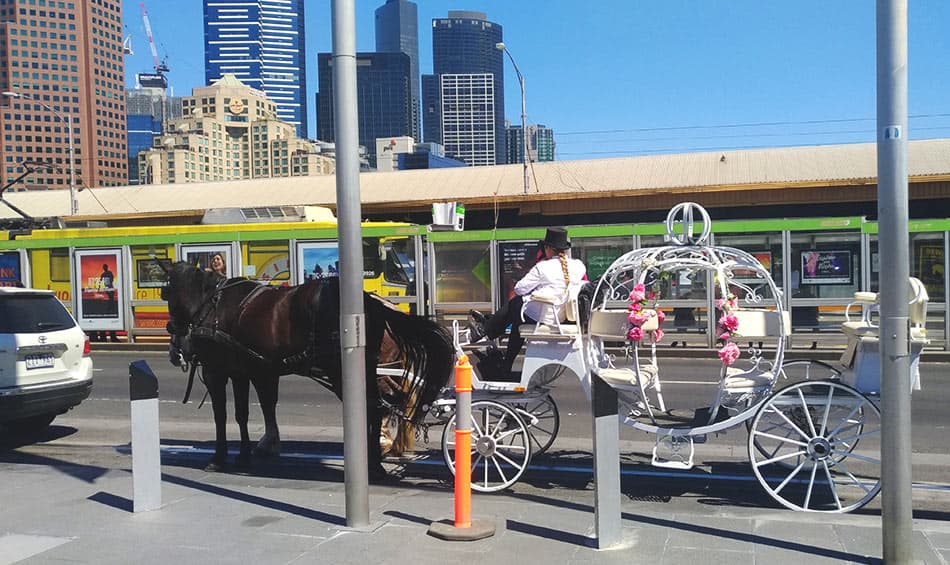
{"left": 140, "top": 2, "right": 169, "bottom": 75}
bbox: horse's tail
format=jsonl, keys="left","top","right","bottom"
{"left": 370, "top": 299, "right": 453, "bottom": 425}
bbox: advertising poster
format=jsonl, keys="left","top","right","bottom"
{"left": 75, "top": 249, "right": 124, "bottom": 330}
{"left": 0, "top": 251, "right": 22, "bottom": 287}
{"left": 182, "top": 245, "right": 232, "bottom": 278}
{"left": 497, "top": 241, "right": 540, "bottom": 301}
{"left": 297, "top": 242, "right": 341, "bottom": 283}
{"left": 915, "top": 243, "right": 944, "bottom": 298}
{"left": 136, "top": 258, "right": 172, "bottom": 288}
{"left": 801, "top": 250, "right": 852, "bottom": 284}
{"left": 733, "top": 251, "right": 773, "bottom": 282}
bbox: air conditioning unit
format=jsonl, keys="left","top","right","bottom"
{"left": 429, "top": 202, "right": 465, "bottom": 231}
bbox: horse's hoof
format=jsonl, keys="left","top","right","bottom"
{"left": 204, "top": 460, "right": 226, "bottom": 472}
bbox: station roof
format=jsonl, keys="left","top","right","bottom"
{"left": 3, "top": 138, "right": 949, "bottom": 224}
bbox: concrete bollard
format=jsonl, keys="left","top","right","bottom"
{"left": 428, "top": 355, "right": 495, "bottom": 541}
{"left": 129, "top": 360, "right": 161, "bottom": 512}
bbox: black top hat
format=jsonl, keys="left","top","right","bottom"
{"left": 542, "top": 227, "right": 571, "bottom": 250}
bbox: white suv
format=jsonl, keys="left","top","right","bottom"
{"left": 0, "top": 287, "right": 93, "bottom": 433}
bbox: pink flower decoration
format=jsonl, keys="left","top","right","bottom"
{"left": 627, "top": 326, "right": 644, "bottom": 341}
{"left": 720, "top": 314, "right": 739, "bottom": 333}
{"left": 628, "top": 302, "right": 642, "bottom": 312}
{"left": 718, "top": 331, "right": 732, "bottom": 341}
{"left": 718, "top": 342, "right": 741, "bottom": 365}
{"left": 652, "top": 328, "right": 664, "bottom": 343}
{"left": 629, "top": 283, "right": 646, "bottom": 303}
{"left": 628, "top": 311, "right": 653, "bottom": 327}
{"left": 656, "top": 310, "right": 666, "bottom": 324}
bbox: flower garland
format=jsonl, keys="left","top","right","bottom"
{"left": 626, "top": 283, "right": 665, "bottom": 343}
{"left": 716, "top": 293, "right": 740, "bottom": 365}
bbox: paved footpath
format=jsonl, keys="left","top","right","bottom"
{"left": 1, "top": 442, "right": 949, "bottom": 565}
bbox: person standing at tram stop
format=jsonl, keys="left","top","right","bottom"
{"left": 207, "top": 253, "right": 227, "bottom": 278}
{"left": 96, "top": 263, "right": 119, "bottom": 343}
{"left": 468, "top": 227, "right": 587, "bottom": 373}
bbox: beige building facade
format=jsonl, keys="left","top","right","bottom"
{"left": 138, "top": 75, "right": 333, "bottom": 185}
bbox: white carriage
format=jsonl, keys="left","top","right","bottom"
{"left": 430, "top": 202, "right": 927, "bottom": 512}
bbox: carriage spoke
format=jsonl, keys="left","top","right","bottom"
{"left": 764, "top": 405, "right": 812, "bottom": 442}
{"left": 491, "top": 455, "right": 512, "bottom": 483}
{"left": 834, "top": 426, "right": 880, "bottom": 445}
{"left": 818, "top": 386, "right": 835, "bottom": 436}
{"left": 821, "top": 460, "right": 843, "bottom": 511}
{"left": 802, "top": 462, "right": 819, "bottom": 510}
{"left": 752, "top": 430, "right": 809, "bottom": 448}
{"left": 796, "top": 388, "right": 818, "bottom": 437}
{"left": 773, "top": 460, "right": 808, "bottom": 494}
{"left": 493, "top": 448, "right": 525, "bottom": 470}
{"left": 755, "top": 449, "right": 808, "bottom": 468}
{"left": 830, "top": 459, "right": 875, "bottom": 495}
{"left": 826, "top": 400, "right": 867, "bottom": 438}
{"left": 829, "top": 449, "right": 879, "bottom": 466}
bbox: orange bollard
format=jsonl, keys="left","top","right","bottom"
{"left": 454, "top": 354, "right": 473, "bottom": 528}
{"left": 427, "top": 354, "right": 495, "bottom": 541}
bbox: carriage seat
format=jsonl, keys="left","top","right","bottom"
{"left": 841, "top": 291, "right": 880, "bottom": 338}
{"left": 722, "top": 366, "right": 775, "bottom": 388}
{"left": 598, "top": 363, "right": 659, "bottom": 388}
{"left": 518, "top": 289, "right": 582, "bottom": 339}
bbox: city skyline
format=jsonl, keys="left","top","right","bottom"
{"left": 106, "top": 1, "right": 950, "bottom": 161}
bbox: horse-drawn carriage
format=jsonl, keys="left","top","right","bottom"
{"left": 164, "top": 202, "right": 927, "bottom": 513}
{"left": 431, "top": 202, "right": 926, "bottom": 513}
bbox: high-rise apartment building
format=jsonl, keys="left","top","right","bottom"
{"left": 203, "top": 0, "right": 308, "bottom": 138}
{"left": 423, "top": 10, "right": 504, "bottom": 165}
{"left": 440, "top": 73, "right": 496, "bottom": 167}
{"left": 0, "top": 0, "right": 127, "bottom": 194}
{"left": 506, "top": 123, "right": 555, "bottom": 164}
{"left": 374, "top": 0, "right": 419, "bottom": 142}
{"left": 316, "top": 52, "right": 412, "bottom": 168}
{"left": 138, "top": 75, "right": 332, "bottom": 185}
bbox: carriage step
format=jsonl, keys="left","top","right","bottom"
{"left": 652, "top": 434, "right": 695, "bottom": 469}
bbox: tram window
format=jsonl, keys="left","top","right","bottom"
{"left": 49, "top": 247, "right": 69, "bottom": 282}
{"left": 384, "top": 249, "right": 410, "bottom": 286}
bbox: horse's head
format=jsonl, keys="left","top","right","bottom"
{"left": 163, "top": 261, "right": 219, "bottom": 367}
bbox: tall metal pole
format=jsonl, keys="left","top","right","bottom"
{"left": 876, "top": 1, "right": 915, "bottom": 562}
{"left": 331, "top": 0, "right": 369, "bottom": 527}
{"left": 497, "top": 43, "right": 529, "bottom": 195}
{"left": 66, "top": 112, "right": 77, "bottom": 215}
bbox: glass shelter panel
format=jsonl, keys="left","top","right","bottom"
{"left": 432, "top": 240, "right": 492, "bottom": 306}
{"left": 639, "top": 234, "right": 709, "bottom": 335}
{"left": 713, "top": 233, "right": 784, "bottom": 304}
{"left": 789, "top": 231, "right": 861, "bottom": 330}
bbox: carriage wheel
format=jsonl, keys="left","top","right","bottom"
{"left": 746, "top": 359, "right": 844, "bottom": 450}
{"left": 779, "top": 359, "right": 842, "bottom": 384}
{"left": 509, "top": 394, "right": 560, "bottom": 456}
{"left": 748, "top": 380, "right": 881, "bottom": 512}
{"left": 442, "top": 400, "right": 532, "bottom": 492}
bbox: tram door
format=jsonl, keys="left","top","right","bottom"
{"left": 180, "top": 244, "right": 237, "bottom": 278}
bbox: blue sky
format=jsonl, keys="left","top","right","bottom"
{"left": 122, "top": 1, "right": 950, "bottom": 160}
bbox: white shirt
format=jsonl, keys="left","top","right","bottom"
{"left": 514, "top": 255, "right": 587, "bottom": 324}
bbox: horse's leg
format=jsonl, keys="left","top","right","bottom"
{"left": 365, "top": 346, "right": 387, "bottom": 482}
{"left": 233, "top": 375, "right": 252, "bottom": 467}
{"left": 253, "top": 376, "right": 281, "bottom": 457}
{"left": 206, "top": 371, "right": 229, "bottom": 472}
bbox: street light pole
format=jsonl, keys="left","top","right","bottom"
{"left": 2, "top": 91, "right": 78, "bottom": 215}
{"left": 496, "top": 42, "right": 529, "bottom": 195}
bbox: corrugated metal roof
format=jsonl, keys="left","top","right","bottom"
{"left": 3, "top": 139, "right": 949, "bottom": 221}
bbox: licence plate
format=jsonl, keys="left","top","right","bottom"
{"left": 25, "top": 353, "right": 55, "bottom": 370}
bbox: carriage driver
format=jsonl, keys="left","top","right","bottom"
{"left": 468, "top": 227, "right": 587, "bottom": 374}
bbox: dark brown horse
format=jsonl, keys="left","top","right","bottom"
{"left": 163, "top": 262, "right": 453, "bottom": 477}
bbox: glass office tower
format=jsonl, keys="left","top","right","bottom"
{"left": 426, "top": 11, "right": 505, "bottom": 165}
{"left": 375, "top": 0, "right": 420, "bottom": 142}
{"left": 203, "top": 0, "right": 308, "bottom": 138}
{"left": 316, "top": 53, "right": 412, "bottom": 168}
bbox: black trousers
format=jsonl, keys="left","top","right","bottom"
{"left": 483, "top": 295, "right": 537, "bottom": 369}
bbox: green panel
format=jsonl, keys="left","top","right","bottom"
{"left": 865, "top": 220, "right": 950, "bottom": 234}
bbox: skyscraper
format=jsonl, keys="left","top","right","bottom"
{"left": 375, "top": 0, "right": 419, "bottom": 142}
{"left": 203, "top": 0, "right": 308, "bottom": 138}
{"left": 126, "top": 82, "right": 182, "bottom": 185}
{"left": 423, "top": 11, "right": 505, "bottom": 165}
{"left": 506, "top": 123, "right": 555, "bottom": 164}
{"left": 0, "top": 0, "right": 128, "bottom": 193}
{"left": 316, "top": 52, "right": 412, "bottom": 168}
